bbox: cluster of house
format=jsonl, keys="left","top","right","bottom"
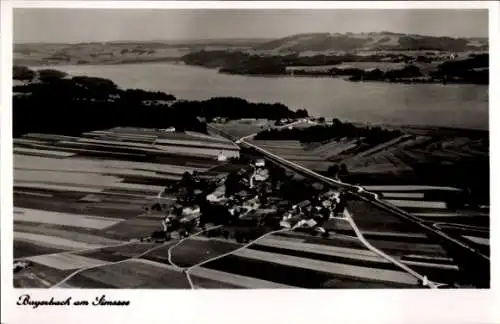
{"left": 161, "top": 204, "right": 202, "bottom": 235}
{"left": 208, "top": 159, "right": 270, "bottom": 217}
{"left": 152, "top": 156, "right": 350, "bottom": 241}
{"left": 279, "top": 189, "right": 346, "bottom": 233}
{"left": 211, "top": 117, "right": 229, "bottom": 124}
{"left": 14, "top": 260, "right": 32, "bottom": 273}
{"left": 274, "top": 118, "right": 297, "bottom": 126}
{"left": 157, "top": 159, "right": 272, "bottom": 236}
{"left": 160, "top": 126, "right": 176, "bottom": 132}
{"left": 249, "top": 159, "right": 269, "bottom": 187}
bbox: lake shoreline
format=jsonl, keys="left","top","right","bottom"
{"left": 23, "top": 58, "right": 185, "bottom": 69}
{"left": 25, "top": 60, "right": 489, "bottom": 86}
{"left": 28, "top": 61, "right": 490, "bottom": 86}
{"left": 218, "top": 69, "right": 488, "bottom": 86}
{"left": 27, "top": 62, "right": 488, "bottom": 131}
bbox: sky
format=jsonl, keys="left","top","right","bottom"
{"left": 14, "top": 9, "right": 489, "bottom": 43}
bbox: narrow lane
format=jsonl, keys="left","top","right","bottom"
{"left": 238, "top": 127, "right": 489, "bottom": 263}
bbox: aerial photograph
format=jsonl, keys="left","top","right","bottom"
{"left": 12, "top": 8, "right": 489, "bottom": 289}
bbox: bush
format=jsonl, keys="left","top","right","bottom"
{"left": 13, "top": 66, "right": 35, "bottom": 81}
{"left": 38, "top": 69, "right": 68, "bottom": 82}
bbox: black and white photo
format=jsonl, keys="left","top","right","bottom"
{"left": 2, "top": 2, "right": 499, "bottom": 324}
{"left": 9, "top": 6, "right": 491, "bottom": 290}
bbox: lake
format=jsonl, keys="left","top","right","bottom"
{"left": 40, "top": 63, "right": 489, "bottom": 130}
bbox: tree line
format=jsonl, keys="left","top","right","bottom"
{"left": 182, "top": 50, "right": 489, "bottom": 85}
{"left": 182, "top": 50, "right": 420, "bottom": 74}
{"left": 255, "top": 119, "right": 402, "bottom": 145}
{"left": 13, "top": 66, "right": 307, "bottom": 137}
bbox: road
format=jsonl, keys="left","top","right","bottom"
{"left": 210, "top": 118, "right": 489, "bottom": 287}
{"left": 28, "top": 118, "right": 467, "bottom": 289}
{"left": 167, "top": 209, "right": 440, "bottom": 289}
{"left": 237, "top": 120, "right": 488, "bottom": 254}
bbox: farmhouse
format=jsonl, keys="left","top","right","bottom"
{"left": 161, "top": 127, "right": 176, "bottom": 132}
{"left": 217, "top": 151, "right": 229, "bottom": 161}
{"left": 207, "top": 185, "right": 226, "bottom": 203}
{"left": 322, "top": 200, "right": 332, "bottom": 208}
{"left": 242, "top": 208, "right": 276, "bottom": 223}
{"left": 255, "top": 159, "right": 265, "bottom": 168}
{"left": 254, "top": 169, "right": 269, "bottom": 182}
{"left": 182, "top": 206, "right": 201, "bottom": 219}
{"left": 293, "top": 200, "right": 311, "bottom": 211}
{"left": 242, "top": 197, "right": 260, "bottom": 212}
{"left": 234, "top": 190, "right": 253, "bottom": 201}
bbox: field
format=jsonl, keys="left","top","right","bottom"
{"left": 14, "top": 40, "right": 264, "bottom": 66}
{"left": 286, "top": 64, "right": 342, "bottom": 71}
{"left": 357, "top": 186, "right": 490, "bottom": 254}
{"left": 248, "top": 128, "right": 489, "bottom": 228}
{"left": 285, "top": 62, "right": 410, "bottom": 74}
{"left": 343, "top": 134, "right": 488, "bottom": 178}
{"left": 14, "top": 262, "right": 75, "bottom": 288}
{"left": 15, "top": 200, "right": 465, "bottom": 288}
{"left": 64, "top": 259, "right": 192, "bottom": 289}
{"left": 335, "top": 62, "right": 407, "bottom": 71}
{"left": 52, "top": 232, "right": 426, "bottom": 288}
{"left": 13, "top": 127, "right": 241, "bottom": 287}
{"left": 15, "top": 218, "right": 466, "bottom": 289}
{"left": 208, "top": 119, "right": 275, "bottom": 139}
{"left": 238, "top": 122, "right": 489, "bottom": 260}
{"left": 13, "top": 124, "right": 486, "bottom": 288}
{"left": 246, "top": 126, "right": 488, "bottom": 180}
{"left": 15, "top": 207, "right": 124, "bottom": 229}
{"left": 247, "top": 139, "right": 344, "bottom": 172}
{"left": 251, "top": 32, "right": 487, "bottom": 55}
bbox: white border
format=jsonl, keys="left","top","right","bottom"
{"left": 1, "top": 2, "right": 499, "bottom": 324}
{"left": 6, "top": 1, "right": 496, "bottom": 9}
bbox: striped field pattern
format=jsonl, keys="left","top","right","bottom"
{"left": 13, "top": 128, "right": 239, "bottom": 287}
{"left": 15, "top": 203, "right": 463, "bottom": 289}
{"left": 16, "top": 222, "right": 464, "bottom": 289}
{"left": 363, "top": 185, "right": 490, "bottom": 254}
{"left": 13, "top": 127, "right": 471, "bottom": 288}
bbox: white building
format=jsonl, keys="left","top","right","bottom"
{"left": 207, "top": 185, "right": 226, "bottom": 203}
{"left": 254, "top": 169, "right": 269, "bottom": 182}
{"left": 322, "top": 200, "right": 332, "bottom": 208}
{"left": 305, "top": 219, "right": 318, "bottom": 228}
{"left": 255, "top": 159, "right": 265, "bottom": 168}
{"left": 242, "top": 197, "right": 261, "bottom": 212}
{"left": 181, "top": 206, "right": 201, "bottom": 222}
{"left": 183, "top": 206, "right": 200, "bottom": 215}
{"left": 162, "top": 127, "right": 176, "bottom": 132}
{"left": 162, "top": 215, "right": 176, "bottom": 231}
{"left": 217, "top": 151, "right": 228, "bottom": 161}
{"left": 280, "top": 219, "right": 292, "bottom": 228}
{"left": 228, "top": 205, "right": 242, "bottom": 216}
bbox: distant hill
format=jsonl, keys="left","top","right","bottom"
{"left": 14, "top": 33, "right": 488, "bottom": 66}
{"left": 13, "top": 38, "right": 271, "bottom": 66}
{"left": 253, "top": 32, "right": 488, "bottom": 53}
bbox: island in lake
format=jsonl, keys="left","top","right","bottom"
{"left": 15, "top": 32, "right": 489, "bottom": 85}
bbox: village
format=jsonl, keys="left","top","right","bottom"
{"left": 12, "top": 120, "right": 488, "bottom": 289}
{"left": 145, "top": 156, "right": 348, "bottom": 244}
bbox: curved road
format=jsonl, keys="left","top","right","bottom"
{"left": 235, "top": 121, "right": 489, "bottom": 261}
{"left": 44, "top": 119, "right": 487, "bottom": 289}
{"left": 167, "top": 212, "right": 439, "bottom": 289}
{"left": 227, "top": 119, "right": 490, "bottom": 287}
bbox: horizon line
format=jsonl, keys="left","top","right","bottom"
{"left": 13, "top": 30, "right": 489, "bottom": 46}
